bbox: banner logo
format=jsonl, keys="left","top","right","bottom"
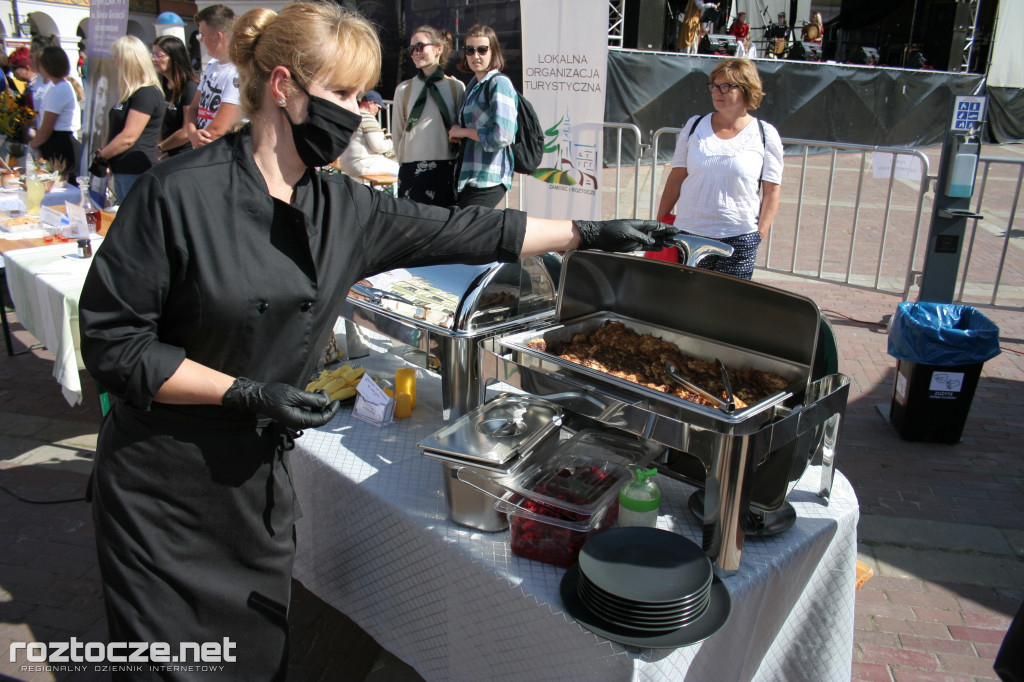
{"left": 11, "top": 637, "right": 236, "bottom": 674}
{"left": 531, "top": 115, "right": 599, "bottom": 192}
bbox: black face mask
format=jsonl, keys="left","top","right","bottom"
{"left": 282, "top": 78, "right": 361, "bottom": 168}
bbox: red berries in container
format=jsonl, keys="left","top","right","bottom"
{"left": 498, "top": 430, "right": 658, "bottom": 567}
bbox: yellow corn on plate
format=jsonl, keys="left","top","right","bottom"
{"left": 341, "top": 367, "right": 365, "bottom": 384}
{"left": 307, "top": 365, "right": 356, "bottom": 392}
{"left": 321, "top": 377, "right": 351, "bottom": 396}
{"left": 317, "top": 364, "right": 354, "bottom": 385}
{"left": 329, "top": 386, "right": 358, "bottom": 402}
{"left": 305, "top": 369, "right": 331, "bottom": 392}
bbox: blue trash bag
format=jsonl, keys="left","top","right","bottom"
{"left": 887, "top": 302, "right": 1001, "bottom": 366}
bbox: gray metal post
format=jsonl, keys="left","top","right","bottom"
{"left": 917, "top": 96, "right": 985, "bottom": 303}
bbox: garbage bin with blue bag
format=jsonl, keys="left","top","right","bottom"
{"left": 887, "top": 302, "right": 1001, "bottom": 443}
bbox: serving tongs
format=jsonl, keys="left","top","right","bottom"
{"left": 716, "top": 358, "right": 736, "bottom": 411}
{"left": 671, "top": 234, "right": 734, "bottom": 267}
{"left": 664, "top": 359, "right": 736, "bottom": 414}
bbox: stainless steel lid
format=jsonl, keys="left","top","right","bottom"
{"left": 418, "top": 394, "right": 563, "bottom": 468}
{"left": 348, "top": 255, "right": 560, "bottom": 335}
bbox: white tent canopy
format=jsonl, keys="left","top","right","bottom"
{"left": 988, "top": 0, "right": 1022, "bottom": 87}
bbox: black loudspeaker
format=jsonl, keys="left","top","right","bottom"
{"left": 707, "top": 34, "right": 738, "bottom": 55}
{"left": 923, "top": 1, "right": 972, "bottom": 71}
{"left": 624, "top": 0, "right": 667, "bottom": 50}
{"left": 788, "top": 41, "right": 822, "bottom": 61}
{"left": 851, "top": 45, "right": 879, "bottom": 65}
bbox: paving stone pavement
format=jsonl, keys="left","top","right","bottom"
{"left": 2, "top": 149, "right": 1023, "bottom": 680}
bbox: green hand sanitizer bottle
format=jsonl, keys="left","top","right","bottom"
{"left": 618, "top": 467, "right": 660, "bottom": 528}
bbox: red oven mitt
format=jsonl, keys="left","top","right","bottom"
{"left": 644, "top": 214, "right": 679, "bottom": 263}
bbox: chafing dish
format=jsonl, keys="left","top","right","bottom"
{"left": 480, "top": 251, "right": 850, "bottom": 572}
{"left": 344, "top": 255, "right": 562, "bottom": 420}
{"left": 419, "top": 394, "right": 563, "bottom": 532}
{"left": 343, "top": 236, "right": 733, "bottom": 421}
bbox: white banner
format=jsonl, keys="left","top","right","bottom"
{"left": 520, "top": 0, "right": 607, "bottom": 219}
{"left": 81, "top": 0, "right": 128, "bottom": 175}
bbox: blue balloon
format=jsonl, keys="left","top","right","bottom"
{"left": 156, "top": 12, "right": 186, "bottom": 25}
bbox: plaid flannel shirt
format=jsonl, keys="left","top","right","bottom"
{"left": 456, "top": 70, "right": 517, "bottom": 193}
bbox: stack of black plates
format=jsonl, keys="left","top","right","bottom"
{"left": 560, "top": 527, "right": 731, "bottom": 648}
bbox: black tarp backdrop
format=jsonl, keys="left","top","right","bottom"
{"left": 605, "top": 49, "right": 986, "bottom": 164}
{"left": 352, "top": 1, "right": 1019, "bottom": 145}
{"left": 987, "top": 88, "right": 1024, "bottom": 144}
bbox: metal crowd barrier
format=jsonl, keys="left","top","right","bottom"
{"left": 378, "top": 112, "right": 1020, "bottom": 309}
{"left": 956, "top": 155, "right": 1024, "bottom": 307}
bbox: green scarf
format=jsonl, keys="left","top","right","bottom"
{"left": 405, "top": 69, "right": 453, "bottom": 132}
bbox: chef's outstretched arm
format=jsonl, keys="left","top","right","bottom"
{"left": 152, "top": 360, "right": 341, "bottom": 429}
{"left": 520, "top": 217, "right": 680, "bottom": 257}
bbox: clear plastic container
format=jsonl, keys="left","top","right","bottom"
{"left": 496, "top": 430, "right": 660, "bottom": 567}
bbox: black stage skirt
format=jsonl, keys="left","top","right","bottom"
{"left": 398, "top": 159, "right": 456, "bottom": 207}
{"left": 39, "top": 131, "right": 81, "bottom": 187}
{"left": 91, "top": 402, "right": 299, "bottom": 681}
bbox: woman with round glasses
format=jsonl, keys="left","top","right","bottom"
{"left": 654, "top": 58, "right": 783, "bottom": 280}
{"left": 152, "top": 35, "right": 199, "bottom": 158}
{"left": 448, "top": 24, "right": 516, "bottom": 208}
{"left": 392, "top": 25, "right": 464, "bottom": 205}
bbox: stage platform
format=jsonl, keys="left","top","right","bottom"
{"left": 605, "top": 48, "right": 993, "bottom": 161}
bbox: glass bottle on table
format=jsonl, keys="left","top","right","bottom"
{"left": 25, "top": 155, "right": 44, "bottom": 217}
{"left": 76, "top": 176, "right": 101, "bottom": 235}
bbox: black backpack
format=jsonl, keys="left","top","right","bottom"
{"left": 485, "top": 76, "right": 544, "bottom": 174}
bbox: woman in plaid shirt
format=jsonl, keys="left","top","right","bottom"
{"left": 448, "top": 25, "right": 517, "bottom": 209}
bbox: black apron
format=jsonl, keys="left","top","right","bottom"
{"left": 39, "top": 131, "right": 81, "bottom": 187}
{"left": 91, "top": 401, "right": 298, "bottom": 681}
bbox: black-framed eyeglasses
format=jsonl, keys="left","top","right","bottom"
{"left": 708, "top": 82, "right": 741, "bottom": 94}
{"left": 464, "top": 45, "right": 490, "bottom": 56}
{"left": 409, "top": 42, "right": 436, "bottom": 54}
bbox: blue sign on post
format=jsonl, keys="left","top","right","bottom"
{"left": 950, "top": 96, "right": 986, "bottom": 131}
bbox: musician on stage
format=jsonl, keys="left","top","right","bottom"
{"left": 767, "top": 11, "right": 790, "bottom": 59}
{"left": 728, "top": 12, "right": 749, "bottom": 41}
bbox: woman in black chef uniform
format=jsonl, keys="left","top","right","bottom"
{"left": 79, "top": 4, "right": 677, "bottom": 680}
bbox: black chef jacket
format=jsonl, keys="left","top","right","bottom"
{"left": 80, "top": 128, "right": 527, "bottom": 408}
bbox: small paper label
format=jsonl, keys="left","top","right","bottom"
{"left": 352, "top": 373, "right": 394, "bottom": 427}
{"left": 895, "top": 372, "right": 907, "bottom": 404}
{"left": 65, "top": 201, "right": 89, "bottom": 238}
{"left": 873, "top": 152, "right": 922, "bottom": 180}
{"left": 929, "top": 371, "right": 964, "bottom": 395}
{"left": 39, "top": 205, "right": 64, "bottom": 227}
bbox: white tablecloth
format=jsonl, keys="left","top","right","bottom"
{"left": 291, "top": 349, "right": 860, "bottom": 682}
{"left": 3, "top": 241, "right": 100, "bottom": 405}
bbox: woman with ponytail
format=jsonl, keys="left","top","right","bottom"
{"left": 391, "top": 25, "right": 464, "bottom": 205}
{"left": 79, "top": 6, "right": 677, "bottom": 678}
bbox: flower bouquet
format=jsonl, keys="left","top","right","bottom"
{"left": 0, "top": 91, "right": 35, "bottom": 144}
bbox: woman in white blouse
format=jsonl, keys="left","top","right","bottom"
{"left": 28, "top": 46, "right": 82, "bottom": 185}
{"left": 655, "top": 58, "right": 782, "bottom": 280}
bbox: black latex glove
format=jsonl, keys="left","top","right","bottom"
{"left": 222, "top": 377, "right": 341, "bottom": 429}
{"left": 573, "top": 219, "right": 680, "bottom": 252}
{"left": 88, "top": 152, "right": 108, "bottom": 177}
